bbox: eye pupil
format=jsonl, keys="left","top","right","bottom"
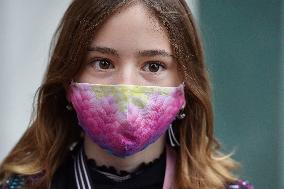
{"left": 99, "top": 60, "right": 110, "bottom": 69}
{"left": 149, "top": 63, "right": 160, "bottom": 72}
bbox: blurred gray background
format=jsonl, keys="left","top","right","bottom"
{"left": 0, "top": 1, "right": 283, "bottom": 189}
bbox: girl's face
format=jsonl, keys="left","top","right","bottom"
{"left": 77, "top": 3, "right": 182, "bottom": 87}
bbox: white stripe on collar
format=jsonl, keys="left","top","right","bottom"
{"left": 74, "top": 148, "right": 93, "bottom": 189}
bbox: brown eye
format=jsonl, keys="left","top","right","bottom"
{"left": 90, "top": 59, "right": 114, "bottom": 71}
{"left": 143, "top": 62, "right": 166, "bottom": 73}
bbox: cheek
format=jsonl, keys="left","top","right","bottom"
{"left": 75, "top": 68, "right": 98, "bottom": 83}
{"left": 75, "top": 68, "right": 116, "bottom": 84}
{"left": 75, "top": 69, "right": 91, "bottom": 83}
{"left": 169, "top": 71, "right": 183, "bottom": 86}
{"left": 164, "top": 66, "right": 183, "bottom": 86}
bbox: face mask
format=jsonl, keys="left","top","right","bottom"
{"left": 68, "top": 82, "right": 186, "bottom": 157}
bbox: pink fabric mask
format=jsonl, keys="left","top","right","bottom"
{"left": 68, "top": 82, "right": 186, "bottom": 157}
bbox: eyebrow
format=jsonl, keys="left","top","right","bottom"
{"left": 87, "top": 46, "right": 119, "bottom": 56}
{"left": 138, "top": 50, "right": 174, "bottom": 58}
{"left": 87, "top": 46, "right": 174, "bottom": 58}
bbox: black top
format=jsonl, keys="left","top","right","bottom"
{"left": 50, "top": 148, "right": 166, "bottom": 189}
{"left": 0, "top": 144, "right": 254, "bottom": 189}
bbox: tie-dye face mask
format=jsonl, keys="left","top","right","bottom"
{"left": 68, "top": 82, "right": 186, "bottom": 157}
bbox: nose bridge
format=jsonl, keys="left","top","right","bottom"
{"left": 116, "top": 60, "right": 138, "bottom": 85}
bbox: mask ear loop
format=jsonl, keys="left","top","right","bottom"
{"left": 168, "top": 124, "right": 180, "bottom": 147}
{"left": 168, "top": 103, "right": 186, "bottom": 147}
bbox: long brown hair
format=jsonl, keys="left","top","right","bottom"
{"left": 0, "top": 0, "right": 238, "bottom": 188}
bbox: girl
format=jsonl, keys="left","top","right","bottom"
{"left": 0, "top": 0, "right": 253, "bottom": 188}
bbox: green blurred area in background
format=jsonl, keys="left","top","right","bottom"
{"left": 197, "top": 1, "right": 283, "bottom": 189}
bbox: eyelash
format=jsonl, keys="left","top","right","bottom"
{"left": 142, "top": 61, "right": 167, "bottom": 73}
{"left": 88, "top": 58, "right": 114, "bottom": 71}
{"left": 88, "top": 58, "right": 167, "bottom": 73}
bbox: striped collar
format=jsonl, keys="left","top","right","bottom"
{"left": 73, "top": 145, "right": 177, "bottom": 189}
{"left": 74, "top": 147, "right": 94, "bottom": 189}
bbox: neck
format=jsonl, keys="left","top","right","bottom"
{"left": 84, "top": 135, "right": 166, "bottom": 173}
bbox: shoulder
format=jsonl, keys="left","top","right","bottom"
{"left": 227, "top": 179, "right": 254, "bottom": 189}
{"left": 50, "top": 151, "right": 76, "bottom": 189}
{"left": 0, "top": 148, "right": 77, "bottom": 189}
{"left": 0, "top": 175, "right": 26, "bottom": 189}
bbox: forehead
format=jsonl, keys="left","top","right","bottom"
{"left": 90, "top": 2, "right": 171, "bottom": 53}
